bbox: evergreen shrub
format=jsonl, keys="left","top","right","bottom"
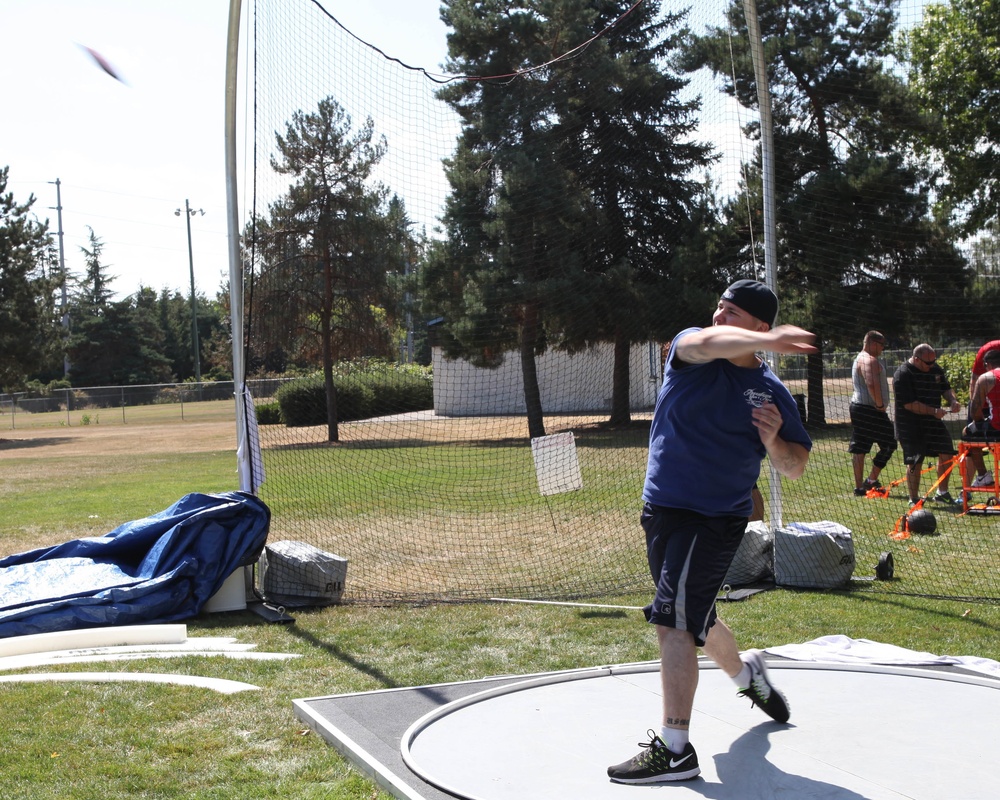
{"left": 255, "top": 401, "right": 283, "bottom": 425}
{"left": 274, "top": 362, "right": 431, "bottom": 427}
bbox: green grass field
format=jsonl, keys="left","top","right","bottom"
{"left": 248, "top": 413, "right": 1000, "bottom": 603}
{"left": 3, "top": 404, "right": 1000, "bottom": 798}
{"left": 2, "top": 397, "right": 238, "bottom": 431}
{"left": 1, "top": 592, "right": 998, "bottom": 799}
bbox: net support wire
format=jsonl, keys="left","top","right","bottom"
{"left": 491, "top": 598, "right": 644, "bottom": 611}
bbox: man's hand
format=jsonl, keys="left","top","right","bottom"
{"left": 765, "top": 325, "right": 818, "bottom": 355}
{"left": 751, "top": 402, "right": 784, "bottom": 447}
{"left": 753, "top": 402, "right": 810, "bottom": 479}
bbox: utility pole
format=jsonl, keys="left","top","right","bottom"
{"left": 49, "top": 178, "right": 70, "bottom": 376}
{"left": 175, "top": 199, "right": 205, "bottom": 382}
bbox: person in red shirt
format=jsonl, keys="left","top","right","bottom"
{"left": 962, "top": 349, "right": 1000, "bottom": 486}
{"left": 969, "top": 339, "right": 1000, "bottom": 412}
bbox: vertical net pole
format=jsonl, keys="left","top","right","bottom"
{"left": 742, "top": 0, "right": 784, "bottom": 528}
{"left": 225, "top": 0, "right": 252, "bottom": 492}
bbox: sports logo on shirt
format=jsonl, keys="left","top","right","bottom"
{"left": 743, "top": 389, "right": 773, "bottom": 408}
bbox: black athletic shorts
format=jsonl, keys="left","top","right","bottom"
{"left": 895, "top": 418, "right": 956, "bottom": 465}
{"left": 848, "top": 403, "right": 897, "bottom": 467}
{"left": 641, "top": 503, "right": 747, "bottom": 647}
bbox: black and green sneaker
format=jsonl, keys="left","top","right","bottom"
{"left": 607, "top": 731, "right": 700, "bottom": 783}
{"left": 737, "top": 650, "right": 790, "bottom": 723}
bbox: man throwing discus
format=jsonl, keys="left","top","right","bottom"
{"left": 608, "top": 279, "right": 814, "bottom": 783}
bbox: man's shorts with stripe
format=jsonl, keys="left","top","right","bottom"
{"left": 641, "top": 503, "right": 747, "bottom": 647}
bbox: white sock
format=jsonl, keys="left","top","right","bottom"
{"left": 659, "top": 726, "right": 689, "bottom": 753}
{"left": 733, "top": 663, "right": 752, "bottom": 689}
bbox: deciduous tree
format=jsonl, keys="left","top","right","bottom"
{"left": 902, "top": 0, "right": 1000, "bottom": 233}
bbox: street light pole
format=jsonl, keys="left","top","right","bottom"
{"left": 175, "top": 199, "right": 205, "bottom": 382}
{"left": 49, "top": 178, "right": 70, "bottom": 377}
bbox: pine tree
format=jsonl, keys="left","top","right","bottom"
{"left": 0, "top": 167, "right": 57, "bottom": 391}
{"left": 548, "top": 0, "right": 717, "bottom": 424}
{"left": 682, "top": 0, "right": 966, "bottom": 424}
{"left": 254, "top": 96, "right": 408, "bottom": 440}
{"left": 426, "top": 1, "right": 716, "bottom": 433}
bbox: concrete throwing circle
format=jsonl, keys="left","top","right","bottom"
{"left": 402, "top": 661, "right": 1000, "bottom": 800}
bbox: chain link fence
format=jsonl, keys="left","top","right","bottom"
{"left": 1, "top": 379, "right": 297, "bottom": 430}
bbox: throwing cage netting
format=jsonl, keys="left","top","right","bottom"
{"left": 236, "top": 0, "right": 1000, "bottom": 603}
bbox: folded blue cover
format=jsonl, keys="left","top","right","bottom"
{"left": 0, "top": 491, "right": 270, "bottom": 638}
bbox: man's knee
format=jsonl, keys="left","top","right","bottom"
{"left": 657, "top": 624, "right": 696, "bottom": 649}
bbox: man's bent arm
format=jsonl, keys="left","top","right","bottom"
{"left": 676, "top": 325, "right": 816, "bottom": 364}
{"left": 752, "top": 402, "right": 809, "bottom": 479}
{"left": 765, "top": 439, "right": 810, "bottom": 480}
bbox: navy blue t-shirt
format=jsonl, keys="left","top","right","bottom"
{"left": 643, "top": 327, "right": 812, "bottom": 517}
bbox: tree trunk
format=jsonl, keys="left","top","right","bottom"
{"left": 324, "top": 357, "right": 339, "bottom": 442}
{"left": 323, "top": 253, "right": 339, "bottom": 442}
{"left": 806, "top": 348, "right": 825, "bottom": 428}
{"left": 609, "top": 331, "right": 632, "bottom": 426}
{"left": 520, "top": 301, "right": 546, "bottom": 440}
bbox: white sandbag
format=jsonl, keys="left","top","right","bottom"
{"left": 724, "top": 521, "right": 774, "bottom": 587}
{"left": 774, "top": 521, "right": 855, "bottom": 589}
{"left": 259, "top": 540, "right": 347, "bottom": 607}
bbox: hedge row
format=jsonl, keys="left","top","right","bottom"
{"left": 269, "top": 363, "right": 433, "bottom": 426}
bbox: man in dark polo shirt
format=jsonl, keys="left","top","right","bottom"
{"left": 893, "top": 344, "right": 960, "bottom": 506}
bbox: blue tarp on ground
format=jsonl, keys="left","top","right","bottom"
{"left": 0, "top": 491, "right": 270, "bottom": 638}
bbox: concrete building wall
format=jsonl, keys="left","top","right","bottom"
{"left": 431, "top": 342, "right": 662, "bottom": 415}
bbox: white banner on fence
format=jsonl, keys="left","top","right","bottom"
{"left": 531, "top": 432, "right": 583, "bottom": 496}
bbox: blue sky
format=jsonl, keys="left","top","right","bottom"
{"left": 1, "top": 0, "right": 449, "bottom": 300}
{"left": 2, "top": 0, "right": 929, "bottom": 302}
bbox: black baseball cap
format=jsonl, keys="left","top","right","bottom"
{"left": 722, "top": 279, "right": 778, "bottom": 328}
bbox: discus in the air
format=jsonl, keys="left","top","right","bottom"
{"left": 78, "top": 44, "right": 127, "bottom": 84}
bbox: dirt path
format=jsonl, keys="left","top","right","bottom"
{"left": 0, "top": 420, "right": 237, "bottom": 458}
